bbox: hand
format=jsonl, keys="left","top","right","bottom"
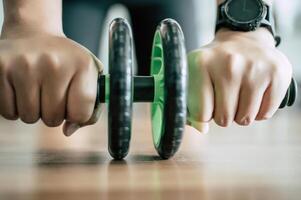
{"left": 0, "top": 28, "right": 103, "bottom": 136}
{"left": 187, "top": 28, "right": 292, "bottom": 130}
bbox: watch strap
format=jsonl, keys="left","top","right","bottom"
{"left": 261, "top": 4, "right": 281, "bottom": 46}
{"left": 215, "top": 0, "right": 281, "bottom": 46}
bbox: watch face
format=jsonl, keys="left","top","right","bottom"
{"left": 225, "top": 0, "right": 265, "bottom": 23}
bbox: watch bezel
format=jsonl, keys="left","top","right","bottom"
{"left": 222, "top": 0, "right": 267, "bottom": 31}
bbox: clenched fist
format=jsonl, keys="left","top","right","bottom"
{"left": 188, "top": 28, "right": 292, "bottom": 132}
{"left": 0, "top": 30, "right": 103, "bottom": 136}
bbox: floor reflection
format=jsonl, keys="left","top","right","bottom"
{"left": 35, "top": 150, "right": 108, "bottom": 166}
{"left": 104, "top": 155, "right": 206, "bottom": 200}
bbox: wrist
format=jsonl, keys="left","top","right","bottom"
{"left": 2, "top": 20, "right": 64, "bottom": 39}
{"left": 1, "top": 23, "right": 64, "bottom": 39}
{"left": 2, "top": 0, "right": 64, "bottom": 38}
{"left": 215, "top": 27, "right": 276, "bottom": 47}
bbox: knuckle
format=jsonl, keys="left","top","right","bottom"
{"left": 40, "top": 53, "right": 61, "bottom": 72}
{"left": 17, "top": 54, "right": 33, "bottom": 72}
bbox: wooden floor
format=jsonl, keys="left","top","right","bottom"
{"left": 0, "top": 103, "right": 301, "bottom": 200}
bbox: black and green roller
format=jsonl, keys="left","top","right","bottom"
{"left": 97, "top": 18, "right": 298, "bottom": 160}
{"left": 97, "top": 18, "right": 187, "bottom": 160}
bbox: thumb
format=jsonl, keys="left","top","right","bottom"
{"left": 187, "top": 51, "right": 213, "bottom": 134}
{"left": 187, "top": 116, "right": 210, "bottom": 134}
{"left": 62, "top": 103, "right": 103, "bottom": 137}
{"left": 62, "top": 46, "right": 104, "bottom": 137}
{"left": 63, "top": 121, "right": 81, "bottom": 137}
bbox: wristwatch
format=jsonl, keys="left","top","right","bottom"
{"left": 216, "top": 0, "right": 281, "bottom": 46}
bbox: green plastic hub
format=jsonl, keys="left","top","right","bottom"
{"left": 150, "top": 31, "right": 165, "bottom": 148}
{"left": 105, "top": 75, "right": 110, "bottom": 102}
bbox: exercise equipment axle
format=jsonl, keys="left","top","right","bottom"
{"left": 98, "top": 75, "right": 157, "bottom": 103}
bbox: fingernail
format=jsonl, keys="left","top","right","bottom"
{"left": 65, "top": 123, "right": 80, "bottom": 137}
{"left": 240, "top": 117, "right": 251, "bottom": 126}
{"left": 216, "top": 116, "right": 230, "bottom": 127}
{"left": 219, "top": 118, "right": 226, "bottom": 127}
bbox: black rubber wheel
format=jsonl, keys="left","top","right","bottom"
{"left": 108, "top": 18, "right": 133, "bottom": 160}
{"left": 280, "top": 88, "right": 290, "bottom": 109}
{"left": 287, "top": 78, "right": 298, "bottom": 107}
{"left": 280, "top": 78, "right": 298, "bottom": 109}
{"left": 151, "top": 19, "right": 188, "bottom": 159}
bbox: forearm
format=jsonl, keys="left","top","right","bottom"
{"left": 2, "top": 0, "right": 63, "bottom": 37}
{"left": 216, "top": 0, "right": 273, "bottom": 6}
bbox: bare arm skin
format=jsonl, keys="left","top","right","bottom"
{"left": 2, "top": 0, "right": 64, "bottom": 37}
{"left": 188, "top": 0, "right": 292, "bottom": 132}
{"left": 0, "top": 0, "right": 103, "bottom": 136}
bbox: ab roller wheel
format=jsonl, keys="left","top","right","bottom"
{"left": 98, "top": 18, "right": 187, "bottom": 160}
{"left": 150, "top": 21, "right": 187, "bottom": 159}
{"left": 98, "top": 18, "right": 298, "bottom": 160}
{"left": 108, "top": 19, "right": 133, "bottom": 159}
